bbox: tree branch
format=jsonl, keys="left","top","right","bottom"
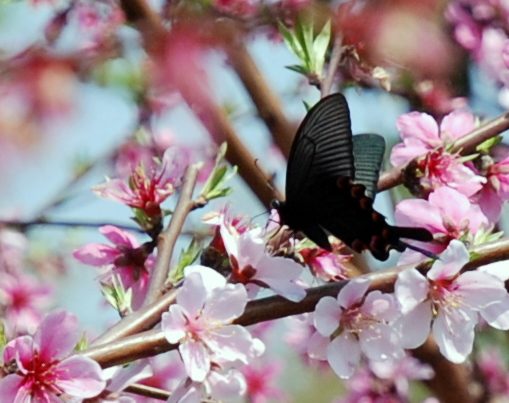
{"left": 142, "top": 164, "right": 200, "bottom": 307}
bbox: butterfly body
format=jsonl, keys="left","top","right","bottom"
{"left": 275, "top": 93, "right": 433, "bottom": 261}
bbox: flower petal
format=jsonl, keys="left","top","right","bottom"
{"left": 337, "top": 278, "right": 370, "bottom": 309}
{"left": 395, "top": 268, "right": 430, "bottom": 313}
{"left": 202, "top": 283, "right": 247, "bottom": 322}
{"left": 314, "top": 296, "right": 341, "bottom": 337}
{"left": 180, "top": 340, "right": 211, "bottom": 382}
{"left": 35, "top": 310, "right": 79, "bottom": 361}
{"left": 55, "top": 355, "right": 106, "bottom": 398}
{"left": 162, "top": 305, "right": 187, "bottom": 344}
{"left": 327, "top": 333, "right": 360, "bottom": 379}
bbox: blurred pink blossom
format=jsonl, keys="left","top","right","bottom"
{"left": 0, "top": 272, "right": 53, "bottom": 335}
{"left": 299, "top": 245, "right": 351, "bottom": 282}
{"left": 0, "top": 310, "right": 105, "bottom": 402}
{"left": 242, "top": 359, "right": 288, "bottom": 403}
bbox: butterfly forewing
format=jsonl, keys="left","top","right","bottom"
{"left": 285, "top": 94, "right": 354, "bottom": 204}
{"left": 352, "top": 134, "right": 386, "bottom": 198}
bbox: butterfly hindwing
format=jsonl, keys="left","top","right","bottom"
{"left": 352, "top": 134, "right": 386, "bottom": 198}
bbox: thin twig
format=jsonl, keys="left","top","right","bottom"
{"left": 223, "top": 20, "right": 295, "bottom": 158}
{"left": 142, "top": 165, "right": 200, "bottom": 307}
{"left": 320, "top": 32, "right": 343, "bottom": 98}
{"left": 125, "top": 384, "right": 170, "bottom": 400}
{"left": 378, "top": 111, "right": 509, "bottom": 192}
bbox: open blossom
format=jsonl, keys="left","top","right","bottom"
{"left": 0, "top": 310, "right": 105, "bottom": 402}
{"left": 93, "top": 147, "right": 186, "bottom": 214}
{"left": 395, "top": 240, "right": 507, "bottom": 363}
{"left": 162, "top": 266, "right": 264, "bottom": 383}
{"left": 169, "top": 368, "right": 246, "bottom": 403}
{"left": 298, "top": 244, "right": 351, "bottom": 282}
{"left": 309, "top": 278, "right": 403, "bottom": 379}
{"left": 395, "top": 186, "right": 488, "bottom": 261}
{"left": 77, "top": 359, "right": 153, "bottom": 403}
{"left": 220, "top": 223, "right": 306, "bottom": 302}
{"left": 390, "top": 109, "right": 476, "bottom": 167}
{"left": 73, "top": 225, "right": 154, "bottom": 310}
{"left": 0, "top": 272, "right": 53, "bottom": 335}
{"left": 415, "top": 148, "right": 486, "bottom": 197}
{"left": 475, "top": 154, "right": 509, "bottom": 222}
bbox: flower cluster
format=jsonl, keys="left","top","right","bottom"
{"left": 390, "top": 109, "right": 509, "bottom": 260}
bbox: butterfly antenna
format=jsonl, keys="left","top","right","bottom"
{"left": 398, "top": 241, "right": 440, "bottom": 260}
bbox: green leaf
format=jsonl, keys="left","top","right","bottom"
{"left": 101, "top": 274, "right": 133, "bottom": 315}
{"left": 277, "top": 21, "right": 306, "bottom": 61}
{"left": 286, "top": 65, "right": 309, "bottom": 75}
{"left": 169, "top": 237, "right": 203, "bottom": 283}
{"left": 312, "top": 20, "right": 331, "bottom": 73}
{"left": 199, "top": 143, "right": 237, "bottom": 201}
{"left": 476, "top": 135, "right": 502, "bottom": 153}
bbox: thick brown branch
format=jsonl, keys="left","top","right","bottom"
{"left": 378, "top": 111, "right": 509, "bottom": 192}
{"left": 143, "top": 165, "right": 200, "bottom": 307}
{"left": 223, "top": 22, "right": 295, "bottom": 158}
{"left": 413, "top": 338, "right": 474, "bottom": 403}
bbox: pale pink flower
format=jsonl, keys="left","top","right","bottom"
{"left": 391, "top": 109, "right": 476, "bottom": 167}
{"left": 475, "top": 154, "right": 509, "bottom": 222}
{"left": 0, "top": 272, "right": 53, "bottom": 335}
{"left": 477, "top": 260, "right": 509, "bottom": 330}
{"left": 220, "top": 224, "right": 306, "bottom": 302}
{"left": 93, "top": 148, "right": 186, "bottom": 215}
{"left": 168, "top": 368, "right": 246, "bottom": 403}
{"left": 0, "top": 228, "right": 27, "bottom": 274}
{"left": 73, "top": 225, "right": 154, "bottom": 310}
{"left": 395, "top": 187, "right": 488, "bottom": 260}
{"left": 395, "top": 240, "right": 507, "bottom": 363}
{"left": 0, "top": 310, "right": 105, "bottom": 402}
{"left": 75, "top": 359, "right": 153, "bottom": 403}
{"left": 162, "top": 266, "right": 263, "bottom": 382}
{"left": 309, "top": 278, "right": 403, "bottom": 379}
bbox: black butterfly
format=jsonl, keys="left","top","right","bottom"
{"left": 272, "top": 93, "right": 433, "bottom": 261}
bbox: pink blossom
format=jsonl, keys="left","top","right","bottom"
{"left": 0, "top": 272, "right": 53, "bottom": 335}
{"left": 477, "top": 260, "right": 509, "bottom": 330}
{"left": 161, "top": 266, "right": 263, "bottom": 382}
{"left": 309, "top": 278, "right": 403, "bottom": 379}
{"left": 73, "top": 225, "right": 154, "bottom": 310}
{"left": 93, "top": 148, "right": 186, "bottom": 215}
{"left": 220, "top": 224, "right": 306, "bottom": 302}
{"left": 299, "top": 245, "right": 351, "bottom": 282}
{"left": 80, "top": 359, "right": 152, "bottom": 403}
{"left": 391, "top": 109, "right": 476, "bottom": 167}
{"left": 415, "top": 148, "right": 486, "bottom": 197}
{"left": 168, "top": 368, "right": 246, "bottom": 403}
{"left": 241, "top": 359, "right": 288, "bottom": 403}
{"left": 475, "top": 154, "right": 509, "bottom": 222}
{"left": 395, "top": 187, "right": 488, "bottom": 260}
{"left": 0, "top": 228, "right": 27, "bottom": 274}
{"left": 395, "top": 240, "right": 507, "bottom": 363}
{"left": 477, "top": 348, "right": 509, "bottom": 396}
{"left": 0, "top": 310, "right": 105, "bottom": 402}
